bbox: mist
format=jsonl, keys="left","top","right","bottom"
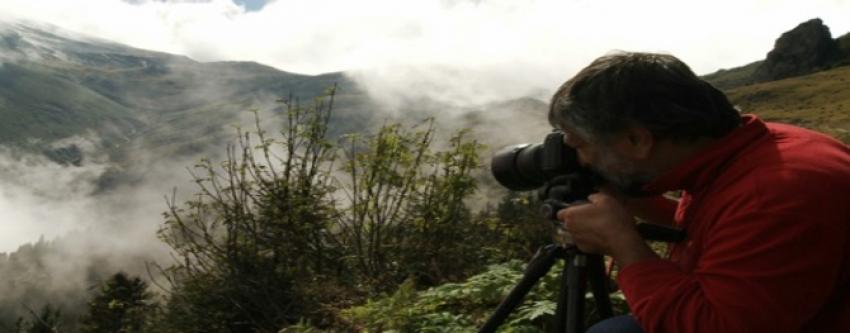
{"left": 0, "top": 142, "right": 187, "bottom": 254}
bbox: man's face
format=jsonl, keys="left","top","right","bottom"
{"left": 561, "top": 128, "right": 653, "bottom": 196}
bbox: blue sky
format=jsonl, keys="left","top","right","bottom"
{"left": 232, "top": 0, "right": 267, "bottom": 11}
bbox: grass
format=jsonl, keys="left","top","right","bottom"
{"left": 724, "top": 64, "right": 850, "bottom": 143}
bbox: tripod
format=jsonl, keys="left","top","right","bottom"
{"left": 479, "top": 176, "right": 685, "bottom": 333}
{"left": 478, "top": 242, "right": 613, "bottom": 333}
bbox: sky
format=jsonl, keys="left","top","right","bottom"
{"left": 232, "top": 0, "right": 268, "bottom": 11}
{"left": 1, "top": 0, "right": 849, "bottom": 106}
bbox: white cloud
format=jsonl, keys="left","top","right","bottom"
{"left": 0, "top": 148, "right": 104, "bottom": 250}
{"left": 2, "top": 0, "right": 849, "bottom": 107}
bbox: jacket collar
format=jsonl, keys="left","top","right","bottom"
{"left": 643, "top": 115, "right": 768, "bottom": 194}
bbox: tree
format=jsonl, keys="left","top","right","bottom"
{"left": 156, "top": 91, "right": 344, "bottom": 332}
{"left": 490, "top": 191, "right": 557, "bottom": 261}
{"left": 338, "top": 124, "right": 487, "bottom": 287}
{"left": 15, "top": 304, "right": 61, "bottom": 333}
{"left": 156, "top": 88, "right": 492, "bottom": 331}
{"left": 80, "top": 272, "right": 155, "bottom": 333}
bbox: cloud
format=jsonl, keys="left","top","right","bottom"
{"left": 2, "top": 0, "right": 849, "bottom": 107}
{"left": 0, "top": 148, "right": 104, "bottom": 251}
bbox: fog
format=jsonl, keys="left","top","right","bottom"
{"left": 0, "top": 142, "right": 187, "bottom": 255}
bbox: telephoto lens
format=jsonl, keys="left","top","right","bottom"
{"left": 490, "top": 131, "right": 581, "bottom": 191}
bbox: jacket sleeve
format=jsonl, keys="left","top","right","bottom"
{"left": 617, "top": 172, "right": 847, "bottom": 333}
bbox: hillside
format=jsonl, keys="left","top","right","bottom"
{"left": 0, "top": 19, "right": 377, "bottom": 166}
{"left": 725, "top": 64, "right": 850, "bottom": 143}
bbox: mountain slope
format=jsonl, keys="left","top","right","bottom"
{"left": 0, "top": 19, "right": 376, "bottom": 166}
{"left": 725, "top": 64, "right": 850, "bottom": 143}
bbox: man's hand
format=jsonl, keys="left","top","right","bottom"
{"left": 557, "top": 192, "right": 659, "bottom": 267}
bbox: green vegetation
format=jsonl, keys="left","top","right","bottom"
{"left": 0, "top": 238, "right": 88, "bottom": 333}
{"left": 14, "top": 304, "right": 62, "bottom": 333}
{"left": 701, "top": 61, "right": 763, "bottom": 90}
{"left": 725, "top": 64, "right": 850, "bottom": 143}
{"left": 80, "top": 273, "right": 156, "bottom": 333}
{"left": 0, "top": 62, "right": 140, "bottom": 145}
{"left": 341, "top": 261, "right": 628, "bottom": 333}
{"left": 142, "top": 90, "right": 558, "bottom": 332}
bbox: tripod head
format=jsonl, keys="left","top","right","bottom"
{"left": 534, "top": 173, "right": 599, "bottom": 246}
{"left": 538, "top": 173, "right": 598, "bottom": 221}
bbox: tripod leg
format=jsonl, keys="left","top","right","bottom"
{"left": 587, "top": 255, "right": 614, "bottom": 320}
{"left": 553, "top": 257, "right": 571, "bottom": 333}
{"left": 478, "top": 245, "right": 562, "bottom": 333}
{"left": 565, "top": 250, "right": 587, "bottom": 333}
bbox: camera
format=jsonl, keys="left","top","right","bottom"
{"left": 490, "top": 130, "right": 587, "bottom": 191}
{"left": 491, "top": 130, "right": 600, "bottom": 221}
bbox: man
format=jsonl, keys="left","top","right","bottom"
{"left": 549, "top": 52, "right": 850, "bottom": 332}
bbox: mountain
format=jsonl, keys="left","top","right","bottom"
{"left": 0, "top": 19, "right": 378, "bottom": 169}
{"left": 703, "top": 18, "right": 850, "bottom": 90}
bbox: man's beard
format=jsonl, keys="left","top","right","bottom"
{"left": 589, "top": 149, "right": 654, "bottom": 197}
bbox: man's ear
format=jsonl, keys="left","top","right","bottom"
{"left": 623, "top": 126, "right": 654, "bottom": 160}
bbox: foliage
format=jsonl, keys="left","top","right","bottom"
{"left": 15, "top": 304, "right": 61, "bottom": 333}
{"left": 79, "top": 272, "right": 156, "bottom": 333}
{"left": 341, "top": 260, "right": 629, "bottom": 332}
{"left": 0, "top": 237, "right": 99, "bottom": 333}
{"left": 480, "top": 192, "right": 557, "bottom": 263}
{"left": 155, "top": 88, "right": 493, "bottom": 331}
{"left": 155, "top": 92, "right": 343, "bottom": 332}
{"left": 338, "top": 121, "right": 486, "bottom": 289}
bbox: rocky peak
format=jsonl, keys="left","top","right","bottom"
{"left": 752, "top": 18, "right": 841, "bottom": 81}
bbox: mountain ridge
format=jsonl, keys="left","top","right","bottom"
{"left": 703, "top": 18, "right": 850, "bottom": 90}
{"left": 0, "top": 18, "right": 378, "bottom": 172}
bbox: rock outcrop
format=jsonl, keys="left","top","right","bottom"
{"left": 752, "top": 18, "right": 841, "bottom": 81}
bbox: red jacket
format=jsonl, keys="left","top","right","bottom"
{"left": 617, "top": 115, "right": 850, "bottom": 332}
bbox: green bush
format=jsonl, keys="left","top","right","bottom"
{"left": 155, "top": 89, "right": 500, "bottom": 331}
{"left": 341, "top": 260, "right": 629, "bottom": 332}
{"left": 80, "top": 272, "right": 156, "bottom": 333}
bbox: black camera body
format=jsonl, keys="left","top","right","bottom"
{"left": 491, "top": 131, "right": 598, "bottom": 222}
{"left": 490, "top": 131, "right": 585, "bottom": 192}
